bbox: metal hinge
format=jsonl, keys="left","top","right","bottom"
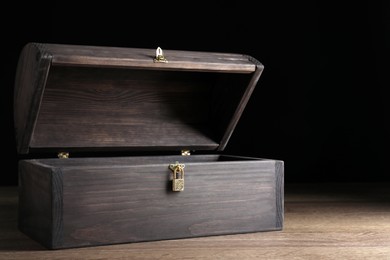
{"left": 181, "top": 150, "right": 191, "bottom": 156}
{"left": 58, "top": 152, "right": 69, "bottom": 159}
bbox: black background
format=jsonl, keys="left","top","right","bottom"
{"left": 1, "top": 1, "right": 389, "bottom": 185}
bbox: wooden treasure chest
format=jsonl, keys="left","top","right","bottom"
{"left": 14, "top": 42, "right": 284, "bottom": 249}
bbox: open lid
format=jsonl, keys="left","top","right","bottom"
{"left": 14, "top": 43, "right": 264, "bottom": 154}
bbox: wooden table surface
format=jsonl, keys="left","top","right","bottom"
{"left": 1, "top": 183, "right": 390, "bottom": 259}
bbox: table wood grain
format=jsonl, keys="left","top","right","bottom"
{"left": 1, "top": 183, "right": 390, "bottom": 259}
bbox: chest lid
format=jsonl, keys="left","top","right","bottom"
{"left": 14, "top": 42, "right": 264, "bottom": 154}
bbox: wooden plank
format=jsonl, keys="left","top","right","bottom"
{"left": 13, "top": 43, "right": 52, "bottom": 154}
{"left": 2, "top": 183, "right": 390, "bottom": 259}
{"left": 30, "top": 67, "right": 219, "bottom": 150}
{"left": 59, "top": 159, "right": 280, "bottom": 248}
{"left": 17, "top": 156, "right": 281, "bottom": 249}
{"left": 218, "top": 61, "right": 264, "bottom": 150}
{"left": 18, "top": 160, "right": 63, "bottom": 249}
{"left": 44, "top": 43, "right": 257, "bottom": 73}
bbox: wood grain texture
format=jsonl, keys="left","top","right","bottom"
{"left": 17, "top": 155, "right": 283, "bottom": 249}
{"left": 30, "top": 67, "right": 219, "bottom": 151}
{"left": 45, "top": 43, "right": 258, "bottom": 73}
{"left": 218, "top": 59, "right": 264, "bottom": 151}
{"left": 14, "top": 43, "right": 52, "bottom": 154}
{"left": 2, "top": 183, "right": 390, "bottom": 259}
{"left": 14, "top": 42, "right": 263, "bottom": 154}
{"left": 18, "top": 160, "right": 63, "bottom": 249}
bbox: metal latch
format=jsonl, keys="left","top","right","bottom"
{"left": 153, "top": 47, "right": 168, "bottom": 63}
{"left": 169, "top": 162, "right": 185, "bottom": 191}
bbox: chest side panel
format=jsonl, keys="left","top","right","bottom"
{"left": 59, "top": 160, "right": 280, "bottom": 247}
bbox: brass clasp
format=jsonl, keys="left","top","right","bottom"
{"left": 169, "top": 161, "right": 185, "bottom": 191}
{"left": 181, "top": 150, "right": 191, "bottom": 156}
{"left": 154, "top": 47, "right": 168, "bottom": 63}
